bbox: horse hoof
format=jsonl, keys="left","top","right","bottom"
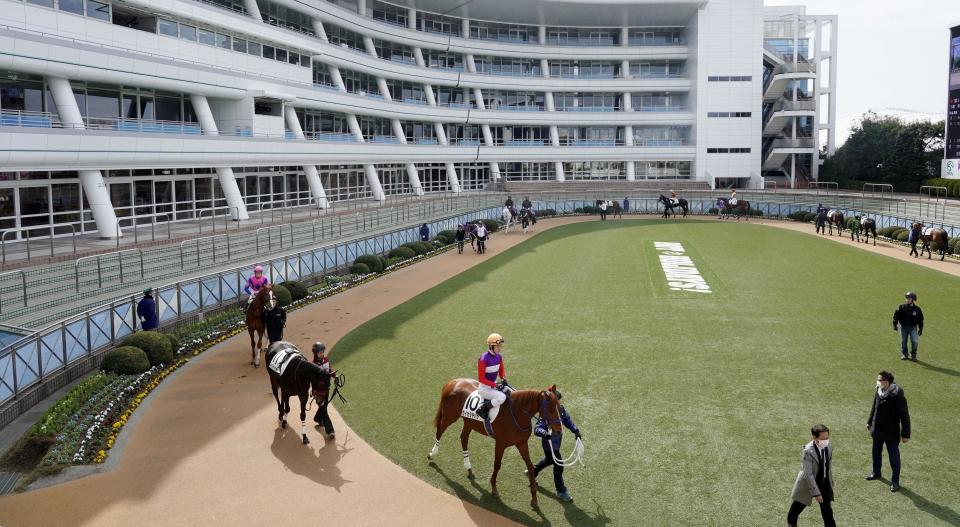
{"left": 302, "top": 435, "right": 310, "bottom": 445}
{"left": 281, "top": 420, "right": 287, "bottom": 429}
{"left": 531, "top": 500, "right": 539, "bottom": 509}
{"left": 491, "top": 489, "right": 499, "bottom": 498}
{"left": 427, "top": 452, "right": 434, "bottom": 461}
{"left": 467, "top": 469, "right": 474, "bottom": 480}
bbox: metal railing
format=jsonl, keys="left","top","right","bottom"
{"left": 74, "top": 248, "right": 145, "bottom": 293}
{"left": 1, "top": 224, "right": 77, "bottom": 265}
{"left": 0, "top": 271, "right": 27, "bottom": 314}
{"left": 180, "top": 235, "right": 231, "bottom": 270}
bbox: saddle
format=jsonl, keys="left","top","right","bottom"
{"left": 267, "top": 346, "right": 301, "bottom": 376}
{"left": 861, "top": 217, "right": 870, "bottom": 227}
{"left": 462, "top": 390, "right": 502, "bottom": 423}
{"left": 922, "top": 227, "right": 936, "bottom": 236}
{"left": 669, "top": 198, "right": 680, "bottom": 206}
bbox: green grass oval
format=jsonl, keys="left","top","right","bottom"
{"left": 333, "top": 220, "right": 960, "bottom": 526}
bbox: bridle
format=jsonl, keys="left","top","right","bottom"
{"left": 510, "top": 390, "right": 561, "bottom": 433}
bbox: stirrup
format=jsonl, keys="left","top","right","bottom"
{"left": 482, "top": 417, "right": 495, "bottom": 437}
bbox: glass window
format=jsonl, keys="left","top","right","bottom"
{"left": 86, "top": 0, "right": 110, "bottom": 21}
{"left": 85, "top": 89, "right": 119, "bottom": 119}
{"left": 121, "top": 94, "right": 137, "bottom": 119}
{"left": 275, "top": 48, "right": 287, "bottom": 62}
{"left": 300, "top": 56, "right": 310, "bottom": 68}
{"left": 179, "top": 24, "right": 197, "bottom": 42}
{"left": 155, "top": 96, "right": 181, "bottom": 122}
{"left": 26, "top": 0, "right": 54, "bottom": 7}
{"left": 216, "top": 33, "right": 231, "bottom": 49}
{"left": 232, "top": 38, "right": 247, "bottom": 53}
{"left": 262, "top": 45, "right": 275, "bottom": 60}
{"left": 158, "top": 19, "right": 178, "bottom": 37}
{"left": 247, "top": 41, "right": 261, "bottom": 56}
{"left": 57, "top": 0, "right": 83, "bottom": 15}
{"left": 139, "top": 96, "right": 155, "bottom": 120}
{"left": 288, "top": 52, "right": 299, "bottom": 65}
{"left": 51, "top": 184, "right": 80, "bottom": 213}
{"left": 198, "top": 29, "right": 215, "bottom": 46}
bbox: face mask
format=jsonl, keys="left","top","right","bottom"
{"left": 817, "top": 439, "right": 830, "bottom": 449}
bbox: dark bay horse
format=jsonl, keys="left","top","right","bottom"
{"left": 827, "top": 210, "right": 844, "bottom": 236}
{"left": 860, "top": 217, "right": 878, "bottom": 245}
{"left": 520, "top": 208, "right": 536, "bottom": 233}
{"left": 265, "top": 341, "right": 331, "bottom": 444}
{"left": 428, "top": 379, "right": 562, "bottom": 508}
{"left": 718, "top": 198, "right": 750, "bottom": 221}
{"left": 246, "top": 285, "right": 275, "bottom": 367}
{"left": 916, "top": 223, "right": 949, "bottom": 261}
{"left": 659, "top": 195, "right": 688, "bottom": 218}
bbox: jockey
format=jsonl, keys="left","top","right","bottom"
{"left": 243, "top": 265, "right": 270, "bottom": 311}
{"left": 504, "top": 196, "right": 514, "bottom": 209}
{"left": 476, "top": 333, "right": 507, "bottom": 422}
{"left": 669, "top": 190, "right": 679, "bottom": 206}
{"left": 521, "top": 196, "right": 532, "bottom": 211}
{"left": 729, "top": 188, "right": 738, "bottom": 206}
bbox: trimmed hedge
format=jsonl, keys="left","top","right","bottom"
{"left": 350, "top": 262, "right": 371, "bottom": 275}
{"left": 280, "top": 280, "right": 308, "bottom": 301}
{"left": 389, "top": 247, "right": 416, "bottom": 260}
{"left": 401, "top": 242, "right": 430, "bottom": 256}
{"left": 100, "top": 346, "right": 151, "bottom": 375}
{"left": 437, "top": 230, "right": 456, "bottom": 241}
{"left": 878, "top": 226, "right": 900, "bottom": 238}
{"left": 787, "top": 211, "right": 808, "bottom": 222}
{"left": 432, "top": 240, "right": 445, "bottom": 249}
{"left": 950, "top": 237, "right": 960, "bottom": 254}
{"left": 896, "top": 230, "right": 910, "bottom": 242}
{"left": 354, "top": 254, "right": 384, "bottom": 273}
{"left": 481, "top": 219, "right": 502, "bottom": 232}
{"left": 120, "top": 331, "right": 173, "bottom": 366}
{"left": 575, "top": 206, "right": 598, "bottom": 214}
{"left": 536, "top": 208, "right": 557, "bottom": 217}
{"left": 272, "top": 284, "right": 292, "bottom": 307}
{"left": 924, "top": 178, "right": 960, "bottom": 198}
{"left": 385, "top": 256, "right": 403, "bottom": 268}
{"left": 165, "top": 333, "right": 180, "bottom": 353}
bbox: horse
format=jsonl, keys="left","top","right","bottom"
{"left": 245, "top": 285, "right": 275, "bottom": 367}
{"left": 658, "top": 195, "right": 688, "bottom": 218}
{"left": 610, "top": 200, "right": 623, "bottom": 219}
{"left": 916, "top": 223, "right": 949, "bottom": 261}
{"left": 860, "top": 217, "right": 878, "bottom": 246}
{"left": 469, "top": 221, "right": 488, "bottom": 254}
{"left": 520, "top": 208, "right": 536, "bottom": 234}
{"left": 265, "top": 341, "right": 332, "bottom": 445}
{"left": 428, "top": 380, "right": 563, "bottom": 508}
{"left": 717, "top": 198, "right": 750, "bottom": 221}
{"left": 827, "top": 209, "right": 844, "bottom": 236}
{"left": 502, "top": 206, "right": 519, "bottom": 233}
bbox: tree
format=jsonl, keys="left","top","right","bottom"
{"left": 820, "top": 112, "right": 944, "bottom": 191}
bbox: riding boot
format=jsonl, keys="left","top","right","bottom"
{"left": 476, "top": 400, "right": 492, "bottom": 420}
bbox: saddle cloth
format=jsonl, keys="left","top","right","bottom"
{"left": 827, "top": 209, "right": 839, "bottom": 217}
{"left": 923, "top": 227, "right": 936, "bottom": 236}
{"left": 267, "top": 346, "right": 301, "bottom": 376}
{"left": 461, "top": 389, "right": 501, "bottom": 422}
{"left": 669, "top": 198, "right": 679, "bottom": 206}
{"left": 861, "top": 217, "right": 870, "bottom": 227}
{"left": 729, "top": 198, "right": 738, "bottom": 205}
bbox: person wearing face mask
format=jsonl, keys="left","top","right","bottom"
{"left": 866, "top": 370, "right": 911, "bottom": 492}
{"left": 787, "top": 424, "right": 835, "bottom": 527}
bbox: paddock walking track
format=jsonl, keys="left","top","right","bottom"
{"left": 0, "top": 216, "right": 957, "bottom": 527}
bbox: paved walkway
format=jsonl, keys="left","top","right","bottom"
{"left": 0, "top": 215, "right": 956, "bottom": 527}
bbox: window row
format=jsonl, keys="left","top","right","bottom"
{"left": 707, "top": 148, "right": 752, "bottom": 153}
{"left": 707, "top": 76, "right": 753, "bottom": 82}
{"left": 156, "top": 18, "right": 312, "bottom": 68}
{"left": 20, "top": 0, "right": 110, "bottom": 21}
{"left": 708, "top": 112, "right": 753, "bottom": 118}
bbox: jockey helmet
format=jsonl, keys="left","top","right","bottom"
{"left": 312, "top": 342, "right": 326, "bottom": 354}
{"left": 254, "top": 265, "right": 263, "bottom": 273}
{"left": 905, "top": 291, "right": 917, "bottom": 300}
{"left": 486, "top": 333, "right": 504, "bottom": 345}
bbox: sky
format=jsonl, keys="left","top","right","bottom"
{"left": 765, "top": 0, "right": 956, "bottom": 139}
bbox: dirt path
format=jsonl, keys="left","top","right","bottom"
{"left": 0, "top": 214, "right": 956, "bottom": 527}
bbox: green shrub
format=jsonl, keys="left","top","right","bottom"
{"left": 896, "top": 230, "right": 910, "bottom": 242}
{"left": 389, "top": 247, "right": 416, "bottom": 259}
{"left": 788, "top": 211, "right": 808, "bottom": 222}
{"left": 802, "top": 211, "right": 818, "bottom": 223}
{"left": 401, "top": 242, "right": 430, "bottom": 256}
{"left": 434, "top": 234, "right": 451, "bottom": 245}
{"left": 354, "top": 254, "right": 384, "bottom": 273}
{"left": 950, "top": 237, "right": 960, "bottom": 254}
{"left": 437, "top": 230, "right": 456, "bottom": 241}
{"left": 891, "top": 228, "right": 907, "bottom": 239}
{"left": 350, "top": 262, "right": 371, "bottom": 275}
{"left": 708, "top": 207, "right": 719, "bottom": 215}
{"left": 878, "top": 226, "right": 899, "bottom": 238}
{"left": 749, "top": 208, "right": 763, "bottom": 217}
{"left": 432, "top": 240, "right": 445, "bottom": 249}
{"left": 100, "top": 346, "right": 151, "bottom": 374}
{"left": 272, "top": 284, "right": 292, "bottom": 306}
{"left": 1, "top": 434, "right": 55, "bottom": 472}
{"left": 580, "top": 205, "right": 597, "bottom": 214}
{"left": 120, "top": 331, "right": 173, "bottom": 366}
{"left": 165, "top": 333, "right": 180, "bottom": 353}
{"left": 280, "top": 280, "right": 308, "bottom": 301}
{"left": 416, "top": 241, "right": 436, "bottom": 253}
{"left": 536, "top": 208, "right": 557, "bottom": 217}
{"left": 385, "top": 256, "right": 403, "bottom": 268}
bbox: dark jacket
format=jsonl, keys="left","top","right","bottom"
{"left": 419, "top": 225, "right": 430, "bottom": 241}
{"left": 264, "top": 306, "right": 287, "bottom": 343}
{"left": 868, "top": 384, "right": 911, "bottom": 439}
{"left": 623, "top": 199, "right": 630, "bottom": 212}
{"left": 505, "top": 198, "right": 514, "bottom": 208}
{"left": 137, "top": 295, "right": 158, "bottom": 331}
{"left": 893, "top": 303, "right": 924, "bottom": 332}
{"left": 908, "top": 226, "right": 922, "bottom": 244}
{"left": 534, "top": 405, "right": 580, "bottom": 452}
{"left": 521, "top": 199, "right": 532, "bottom": 209}
{"left": 455, "top": 228, "right": 466, "bottom": 241}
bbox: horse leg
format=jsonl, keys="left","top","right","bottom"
{"left": 299, "top": 393, "right": 309, "bottom": 444}
{"left": 460, "top": 425, "right": 475, "bottom": 480}
{"left": 429, "top": 403, "right": 455, "bottom": 461}
{"left": 254, "top": 329, "right": 264, "bottom": 367}
{"left": 490, "top": 443, "right": 507, "bottom": 498}
{"left": 515, "top": 440, "right": 539, "bottom": 509}
{"left": 278, "top": 389, "right": 289, "bottom": 428}
{"left": 248, "top": 330, "right": 256, "bottom": 366}
{"left": 271, "top": 379, "right": 283, "bottom": 423}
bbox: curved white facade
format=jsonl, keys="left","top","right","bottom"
{"left": 0, "top": 0, "right": 835, "bottom": 237}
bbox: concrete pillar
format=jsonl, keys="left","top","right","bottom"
{"left": 545, "top": 92, "right": 555, "bottom": 111}
{"left": 284, "top": 106, "right": 329, "bottom": 208}
{"left": 549, "top": 126, "right": 560, "bottom": 146}
{"left": 623, "top": 92, "right": 632, "bottom": 111}
{"left": 311, "top": 19, "right": 328, "bottom": 42}
{"left": 407, "top": 8, "right": 417, "bottom": 30}
{"left": 622, "top": 59, "right": 631, "bottom": 80}
{"left": 538, "top": 25, "right": 546, "bottom": 45}
{"left": 423, "top": 84, "right": 437, "bottom": 106}
{"left": 377, "top": 77, "right": 392, "bottom": 101}
{"left": 462, "top": 17, "right": 470, "bottom": 38}
{"left": 481, "top": 124, "right": 493, "bottom": 144}
{"left": 363, "top": 36, "right": 378, "bottom": 57}
{"left": 434, "top": 122, "right": 449, "bottom": 145}
{"left": 620, "top": 27, "right": 628, "bottom": 47}
{"left": 413, "top": 47, "right": 426, "bottom": 67}
{"left": 473, "top": 88, "right": 486, "bottom": 110}
{"left": 347, "top": 114, "right": 365, "bottom": 141}
{"left": 465, "top": 54, "right": 477, "bottom": 73}
{"left": 626, "top": 161, "right": 636, "bottom": 181}
{"left": 624, "top": 125, "right": 634, "bottom": 146}
{"left": 554, "top": 162, "right": 565, "bottom": 181}
{"left": 405, "top": 164, "right": 424, "bottom": 195}
{"left": 48, "top": 77, "right": 120, "bottom": 238}
{"left": 364, "top": 165, "right": 385, "bottom": 201}
{"left": 243, "top": 0, "right": 261, "bottom": 20}
{"left": 329, "top": 66, "right": 347, "bottom": 92}
{"left": 540, "top": 58, "right": 550, "bottom": 78}
{"left": 357, "top": 0, "right": 366, "bottom": 16}
{"left": 445, "top": 163, "right": 462, "bottom": 193}
{"left": 391, "top": 119, "right": 407, "bottom": 143}
{"left": 189, "top": 94, "right": 249, "bottom": 220}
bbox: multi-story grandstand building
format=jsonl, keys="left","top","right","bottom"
{"left": 0, "top": 0, "right": 836, "bottom": 239}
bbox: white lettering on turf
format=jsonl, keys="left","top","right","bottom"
{"left": 653, "top": 242, "right": 712, "bottom": 293}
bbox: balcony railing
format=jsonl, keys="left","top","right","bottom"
{"left": 0, "top": 110, "right": 57, "bottom": 128}
{"left": 369, "top": 135, "right": 402, "bottom": 144}
{"left": 633, "top": 138, "right": 689, "bottom": 147}
{"left": 557, "top": 106, "right": 620, "bottom": 112}
{"left": 304, "top": 131, "right": 359, "bottom": 142}
{"left": 545, "top": 37, "right": 617, "bottom": 47}
{"left": 633, "top": 105, "right": 686, "bottom": 112}
{"left": 487, "top": 105, "right": 544, "bottom": 112}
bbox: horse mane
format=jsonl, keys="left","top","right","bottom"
{"left": 250, "top": 284, "right": 272, "bottom": 311}
{"left": 509, "top": 389, "right": 544, "bottom": 409}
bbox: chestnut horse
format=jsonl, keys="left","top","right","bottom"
{"left": 915, "top": 223, "right": 949, "bottom": 261}
{"left": 245, "top": 285, "right": 275, "bottom": 367}
{"left": 428, "top": 380, "right": 562, "bottom": 508}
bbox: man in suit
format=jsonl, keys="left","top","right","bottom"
{"left": 865, "top": 370, "right": 911, "bottom": 492}
{"left": 787, "top": 424, "right": 835, "bottom": 527}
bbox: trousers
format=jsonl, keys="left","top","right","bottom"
{"left": 872, "top": 433, "right": 902, "bottom": 484}
{"left": 787, "top": 498, "right": 835, "bottom": 527}
{"left": 478, "top": 385, "right": 506, "bottom": 407}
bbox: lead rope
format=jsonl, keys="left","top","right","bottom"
{"left": 548, "top": 437, "right": 586, "bottom": 468}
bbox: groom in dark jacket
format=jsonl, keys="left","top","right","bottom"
{"left": 865, "top": 370, "right": 911, "bottom": 492}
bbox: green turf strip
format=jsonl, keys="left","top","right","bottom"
{"left": 333, "top": 220, "right": 960, "bottom": 526}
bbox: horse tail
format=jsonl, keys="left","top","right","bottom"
{"left": 433, "top": 389, "right": 446, "bottom": 430}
